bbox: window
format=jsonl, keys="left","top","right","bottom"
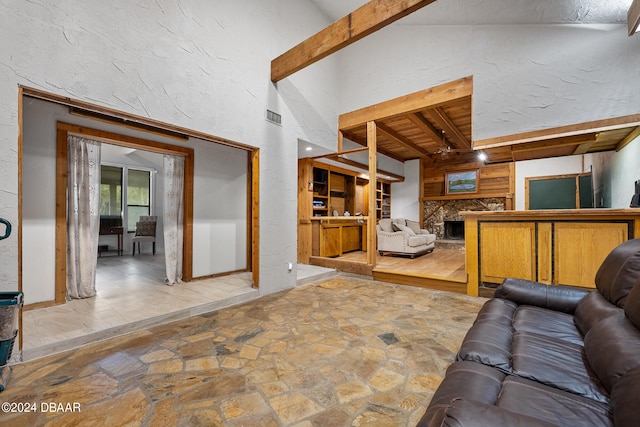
{"left": 100, "top": 165, "right": 153, "bottom": 231}
{"left": 100, "top": 165, "right": 122, "bottom": 216}
{"left": 127, "top": 169, "right": 151, "bottom": 232}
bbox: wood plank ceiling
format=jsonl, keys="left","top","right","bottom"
{"left": 340, "top": 81, "right": 640, "bottom": 165}
{"left": 341, "top": 96, "right": 473, "bottom": 163}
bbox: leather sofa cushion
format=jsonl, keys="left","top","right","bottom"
{"left": 457, "top": 321, "right": 513, "bottom": 372}
{"left": 623, "top": 278, "right": 640, "bottom": 330}
{"left": 498, "top": 376, "right": 612, "bottom": 427}
{"left": 594, "top": 238, "right": 640, "bottom": 307}
{"left": 495, "top": 278, "right": 589, "bottom": 314}
{"left": 426, "top": 399, "right": 559, "bottom": 427}
{"left": 513, "top": 305, "right": 583, "bottom": 345}
{"left": 419, "top": 361, "right": 505, "bottom": 424}
{"left": 474, "top": 298, "right": 517, "bottom": 326}
{"left": 584, "top": 314, "right": 640, "bottom": 393}
{"left": 511, "top": 332, "right": 608, "bottom": 402}
{"left": 574, "top": 291, "right": 624, "bottom": 336}
{"left": 611, "top": 365, "right": 640, "bottom": 427}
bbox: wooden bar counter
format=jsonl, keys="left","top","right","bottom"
{"left": 311, "top": 217, "right": 368, "bottom": 258}
{"left": 462, "top": 209, "right": 640, "bottom": 296}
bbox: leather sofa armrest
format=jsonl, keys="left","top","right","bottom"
{"left": 494, "top": 278, "right": 590, "bottom": 314}
{"left": 426, "top": 399, "right": 557, "bottom": 427}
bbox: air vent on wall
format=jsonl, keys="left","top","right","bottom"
{"left": 266, "top": 109, "right": 282, "bottom": 126}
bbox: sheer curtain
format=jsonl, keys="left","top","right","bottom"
{"left": 163, "top": 154, "right": 185, "bottom": 285}
{"left": 67, "top": 135, "right": 101, "bottom": 299}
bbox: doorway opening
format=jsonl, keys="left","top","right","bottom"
{"left": 19, "top": 88, "right": 260, "bottom": 359}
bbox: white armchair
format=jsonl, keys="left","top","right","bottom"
{"left": 376, "top": 218, "right": 436, "bottom": 258}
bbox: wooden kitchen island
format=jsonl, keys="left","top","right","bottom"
{"left": 463, "top": 209, "right": 640, "bottom": 296}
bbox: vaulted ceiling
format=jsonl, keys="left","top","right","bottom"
{"left": 311, "top": 0, "right": 632, "bottom": 26}
{"left": 307, "top": 0, "right": 639, "bottom": 166}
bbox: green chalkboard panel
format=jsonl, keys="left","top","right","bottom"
{"left": 528, "top": 177, "right": 577, "bottom": 210}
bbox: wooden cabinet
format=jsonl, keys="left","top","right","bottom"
{"left": 298, "top": 159, "right": 391, "bottom": 262}
{"left": 463, "top": 209, "right": 640, "bottom": 296}
{"left": 308, "top": 162, "right": 391, "bottom": 218}
{"left": 312, "top": 221, "right": 367, "bottom": 257}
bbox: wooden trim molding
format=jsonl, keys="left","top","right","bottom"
{"left": 21, "top": 86, "right": 255, "bottom": 151}
{"left": 54, "top": 122, "right": 195, "bottom": 303}
{"left": 251, "top": 149, "right": 260, "bottom": 288}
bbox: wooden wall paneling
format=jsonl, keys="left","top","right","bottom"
{"left": 554, "top": 223, "right": 628, "bottom": 288}
{"left": 422, "top": 161, "right": 513, "bottom": 200}
{"left": 480, "top": 222, "right": 537, "bottom": 284}
{"left": 537, "top": 222, "right": 553, "bottom": 284}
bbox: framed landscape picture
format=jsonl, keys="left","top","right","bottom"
{"left": 446, "top": 170, "right": 478, "bottom": 194}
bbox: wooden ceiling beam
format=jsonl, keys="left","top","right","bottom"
{"left": 376, "top": 122, "right": 431, "bottom": 159}
{"left": 474, "top": 113, "right": 640, "bottom": 149}
{"left": 339, "top": 77, "right": 473, "bottom": 130}
{"left": 406, "top": 112, "right": 443, "bottom": 144}
{"left": 271, "top": 0, "right": 436, "bottom": 82}
{"left": 330, "top": 156, "right": 404, "bottom": 181}
{"left": 341, "top": 130, "right": 406, "bottom": 162}
{"left": 309, "top": 147, "right": 369, "bottom": 160}
{"left": 510, "top": 134, "right": 598, "bottom": 154}
{"left": 427, "top": 107, "right": 471, "bottom": 149}
{"left": 573, "top": 141, "right": 597, "bottom": 155}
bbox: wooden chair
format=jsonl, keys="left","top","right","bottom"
{"left": 132, "top": 216, "right": 157, "bottom": 255}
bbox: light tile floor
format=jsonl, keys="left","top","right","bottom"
{"left": 5, "top": 275, "right": 486, "bottom": 426}
{"left": 22, "top": 254, "right": 336, "bottom": 361}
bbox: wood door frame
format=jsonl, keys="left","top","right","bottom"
{"left": 55, "top": 122, "right": 195, "bottom": 304}
{"left": 20, "top": 86, "right": 260, "bottom": 306}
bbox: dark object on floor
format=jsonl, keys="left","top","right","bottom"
{"left": 418, "top": 238, "right": 640, "bottom": 427}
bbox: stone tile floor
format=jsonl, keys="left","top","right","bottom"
{"left": 1, "top": 275, "right": 486, "bottom": 426}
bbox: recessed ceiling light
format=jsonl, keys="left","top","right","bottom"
{"left": 305, "top": 147, "right": 313, "bottom": 151}
{"left": 477, "top": 152, "right": 488, "bottom": 161}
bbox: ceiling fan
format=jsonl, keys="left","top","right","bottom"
{"left": 435, "top": 131, "right": 472, "bottom": 158}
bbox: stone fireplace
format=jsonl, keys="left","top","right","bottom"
{"left": 444, "top": 220, "right": 465, "bottom": 240}
{"left": 423, "top": 198, "right": 506, "bottom": 243}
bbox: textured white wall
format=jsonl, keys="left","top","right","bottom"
{"left": 391, "top": 159, "right": 421, "bottom": 221}
{"left": 337, "top": 24, "right": 640, "bottom": 141}
{"left": 0, "top": 0, "right": 338, "bottom": 294}
{"left": 595, "top": 136, "right": 640, "bottom": 208}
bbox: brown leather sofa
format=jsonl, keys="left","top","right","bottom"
{"left": 418, "top": 238, "right": 640, "bottom": 427}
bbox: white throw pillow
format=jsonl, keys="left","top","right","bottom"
{"left": 406, "top": 220, "right": 422, "bottom": 234}
{"left": 379, "top": 219, "right": 394, "bottom": 233}
{"left": 396, "top": 223, "right": 416, "bottom": 236}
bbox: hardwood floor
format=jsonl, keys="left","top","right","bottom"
{"left": 340, "top": 248, "right": 466, "bottom": 279}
